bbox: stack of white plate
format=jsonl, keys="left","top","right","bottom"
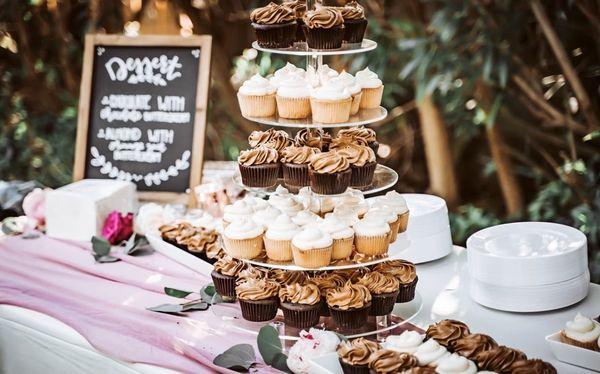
{"left": 466, "top": 222, "right": 589, "bottom": 312}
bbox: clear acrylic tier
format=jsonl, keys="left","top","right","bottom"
{"left": 252, "top": 39, "right": 377, "bottom": 56}
{"left": 242, "top": 107, "right": 387, "bottom": 129}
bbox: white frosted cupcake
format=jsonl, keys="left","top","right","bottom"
{"left": 355, "top": 67, "right": 383, "bottom": 109}
{"left": 241, "top": 195, "right": 270, "bottom": 212}
{"left": 331, "top": 71, "right": 362, "bottom": 115}
{"left": 413, "top": 339, "right": 450, "bottom": 367}
{"left": 335, "top": 193, "right": 369, "bottom": 218}
{"left": 310, "top": 81, "right": 352, "bottom": 124}
{"left": 352, "top": 217, "right": 390, "bottom": 255}
{"left": 292, "top": 210, "right": 323, "bottom": 226}
{"left": 252, "top": 206, "right": 282, "bottom": 229}
{"left": 560, "top": 313, "right": 600, "bottom": 350}
{"left": 273, "top": 196, "right": 304, "bottom": 217}
{"left": 383, "top": 331, "right": 424, "bottom": 354}
{"left": 316, "top": 64, "right": 339, "bottom": 85}
{"left": 276, "top": 75, "right": 312, "bottom": 119}
{"left": 364, "top": 207, "right": 400, "bottom": 243}
{"left": 237, "top": 74, "right": 276, "bottom": 117}
{"left": 223, "top": 218, "right": 264, "bottom": 259}
{"left": 435, "top": 353, "right": 477, "bottom": 374}
{"left": 291, "top": 226, "right": 333, "bottom": 268}
{"left": 270, "top": 62, "right": 305, "bottom": 88}
{"left": 329, "top": 205, "right": 360, "bottom": 227}
{"left": 223, "top": 200, "right": 254, "bottom": 227}
{"left": 321, "top": 215, "right": 354, "bottom": 260}
{"left": 375, "top": 191, "right": 409, "bottom": 232}
{"left": 269, "top": 185, "right": 294, "bottom": 207}
{"left": 264, "top": 213, "right": 301, "bottom": 262}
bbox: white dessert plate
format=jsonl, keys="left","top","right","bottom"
{"left": 546, "top": 331, "right": 600, "bottom": 372}
{"left": 147, "top": 233, "right": 214, "bottom": 276}
{"left": 467, "top": 222, "right": 588, "bottom": 287}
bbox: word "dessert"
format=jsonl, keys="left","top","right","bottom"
{"left": 105, "top": 55, "right": 182, "bottom": 86}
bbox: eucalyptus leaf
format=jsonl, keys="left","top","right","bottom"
{"left": 164, "top": 287, "right": 193, "bottom": 298}
{"left": 269, "top": 352, "right": 291, "bottom": 373}
{"left": 146, "top": 303, "right": 184, "bottom": 314}
{"left": 93, "top": 254, "right": 120, "bottom": 263}
{"left": 22, "top": 232, "right": 40, "bottom": 239}
{"left": 181, "top": 301, "right": 209, "bottom": 312}
{"left": 91, "top": 235, "right": 111, "bottom": 256}
{"left": 213, "top": 344, "right": 256, "bottom": 372}
{"left": 124, "top": 234, "right": 151, "bottom": 255}
{"left": 257, "top": 325, "right": 283, "bottom": 366}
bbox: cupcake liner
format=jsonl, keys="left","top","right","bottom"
{"left": 329, "top": 303, "right": 371, "bottom": 329}
{"left": 252, "top": 22, "right": 297, "bottom": 48}
{"left": 283, "top": 163, "right": 310, "bottom": 191}
{"left": 309, "top": 168, "right": 352, "bottom": 195}
{"left": 223, "top": 235, "right": 264, "bottom": 259}
{"left": 559, "top": 330, "right": 600, "bottom": 351}
{"left": 239, "top": 297, "right": 279, "bottom": 322}
{"left": 339, "top": 359, "right": 369, "bottom": 374}
{"left": 350, "top": 92, "right": 362, "bottom": 115}
{"left": 343, "top": 19, "right": 368, "bottom": 44}
{"left": 359, "top": 85, "right": 384, "bottom": 109}
{"left": 310, "top": 97, "right": 352, "bottom": 124}
{"left": 396, "top": 276, "right": 418, "bottom": 303}
{"left": 397, "top": 211, "right": 410, "bottom": 233}
{"left": 331, "top": 236, "right": 354, "bottom": 260}
{"left": 280, "top": 302, "right": 321, "bottom": 328}
{"left": 276, "top": 95, "right": 311, "bottom": 119}
{"left": 354, "top": 233, "right": 390, "bottom": 255}
{"left": 291, "top": 244, "right": 333, "bottom": 268}
{"left": 237, "top": 92, "right": 277, "bottom": 117}
{"left": 303, "top": 25, "right": 345, "bottom": 49}
{"left": 388, "top": 217, "right": 401, "bottom": 243}
{"left": 238, "top": 163, "right": 280, "bottom": 188}
{"left": 295, "top": 19, "right": 306, "bottom": 42}
{"left": 369, "top": 290, "right": 399, "bottom": 316}
{"left": 318, "top": 298, "right": 330, "bottom": 317}
{"left": 349, "top": 161, "right": 377, "bottom": 190}
{"left": 211, "top": 271, "right": 237, "bottom": 302}
{"left": 264, "top": 236, "right": 293, "bottom": 262}
{"left": 368, "top": 141, "right": 379, "bottom": 156}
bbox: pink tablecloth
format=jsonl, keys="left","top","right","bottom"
{"left": 0, "top": 234, "right": 278, "bottom": 373}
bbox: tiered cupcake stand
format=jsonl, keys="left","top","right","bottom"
{"left": 215, "top": 39, "right": 422, "bottom": 341}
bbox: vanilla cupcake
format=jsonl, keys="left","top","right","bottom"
{"left": 321, "top": 215, "right": 354, "bottom": 260}
{"left": 223, "top": 200, "right": 254, "bottom": 227}
{"left": 263, "top": 213, "right": 300, "bottom": 262}
{"left": 413, "top": 339, "right": 450, "bottom": 367}
{"left": 241, "top": 195, "right": 270, "bottom": 212}
{"left": 291, "top": 226, "right": 333, "bottom": 268}
{"left": 317, "top": 64, "right": 339, "bottom": 85}
{"left": 268, "top": 185, "right": 294, "bottom": 206}
{"left": 292, "top": 209, "right": 323, "bottom": 226}
{"left": 272, "top": 196, "right": 304, "bottom": 217}
{"left": 252, "top": 205, "right": 282, "bottom": 228}
{"left": 353, "top": 217, "right": 391, "bottom": 255}
{"left": 365, "top": 207, "right": 400, "bottom": 243}
{"left": 330, "top": 72, "right": 362, "bottom": 115}
{"left": 276, "top": 74, "right": 312, "bottom": 119}
{"left": 335, "top": 193, "right": 369, "bottom": 217}
{"left": 435, "top": 353, "right": 477, "bottom": 374}
{"left": 560, "top": 313, "right": 600, "bottom": 351}
{"left": 328, "top": 205, "right": 360, "bottom": 226}
{"left": 237, "top": 74, "right": 277, "bottom": 117}
{"left": 310, "top": 81, "right": 352, "bottom": 124}
{"left": 383, "top": 331, "right": 424, "bottom": 354}
{"left": 269, "top": 62, "right": 305, "bottom": 88}
{"left": 223, "top": 218, "right": 264, "bottom": 259}
{"left": 355, "top": 67, "right": 383, "bottom": 109}
{"left": 376, "top": 191, "right": 410, "bottom": 232}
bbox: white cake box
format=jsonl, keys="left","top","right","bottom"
{"left": 45, "top": 179, "right": 138, "bottom": 242}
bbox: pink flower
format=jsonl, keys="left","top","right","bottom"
{"left": 101, "top": 211, "right": 134, "bottom": 245}
{"left": 22, "top": 188, "right": 51, "bottom": 225}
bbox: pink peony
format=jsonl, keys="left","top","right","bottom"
{"left": 101, "top": 211, "right": 134, "bottom": 245}
{"left": 22, "top": 188, "right": 51, "bottom": 225}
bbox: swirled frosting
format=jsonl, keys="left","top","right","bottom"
{"left": 474, "top": 346, "right": 527, "bottom": 373}
{"left": 355, "top": 67, "right": 383, "bottom": 89}
{"left": 330, "top": 134, "right": 369, "bottom": 150}
{"left": 241, "top": 195, "right": 270, "bottom": 212}
{"left": 330, "top": 71, "right": 361, "bottom": 95}
{"left": 239, "top": 73, "right": 276, "bottom": 96}
{"left": 326, "top": 281, "right": 371, "bottom": 310}
{"left": 564, "top": 313, "right": 600, "bottom": 342}
{"left": 335, "top": 143, "right": 375, "bottom": 167}
{"left": 282, "top": 0, "right": 306, "bottom": 18}
{"left": 250, "top": 2, "right": 295, "bottom": 25}
{"left": 339, "top": 1, "right": 365, "bottom": 20}
{"left": 335, "top": 193, "right": 369, "bottom": 216}
{"left": 425, "top": 320, "right": 471, "bottom": 348}
{"left": 291, "top": 226, "right": 332, "bottom": 249}
{"left": 337, "top": 337, "right": 380, "bottom": 366}
{"left": 309, "top": 152, "right": 350, "bottom": 174}
{"left": 236, "top": 265, "right": 269, "bottom": 285}
{"left": 374, "top": 260, "right": 417, "bottom": 284}
{"left": 235, "top": 278, "right": 279, "bottom": 300}
{"left": 223, "top": 218, "right": 264, "bottom": 240}
{"left": 248, "top": 128, "right": 290, "bottom": 148}
{"left": 272, "top": 196, "right": 304, "bottom": 216}
{"left": 353, "top": 217, "right": 390, "bottom": 237}
{"left": 311, "top": 80, "right": 351, "bottom": 100}
{"left": 223, "top": 200, "right": 254, "bottom": 223}
{"left": 308, "top": 273, "right": 346, "bottom": 294}
{"left": 329, "top": 205, "right": 360, "bottom": 226}
{"left": 374, "top": 191, "right": 409, "bottom": 214}
{"left": 279, "top": 282, "right": 320, "bottom": 305}
{"left": 213, "top": 256, "right": 245, "bottom": 276}
{"left": 413, "top": 339, "right": 450, "bottom": 366}
{"left": 292, "top": 210, "right": 323, "bottom": 226}
{"left": 383, "top": 331, "right": 424, "bottom": 354}
{"left": 337, "top": 126, "right": 377, "bottom": 143}
{"left": 270, "top": 269, "right": 307, "bottom": 286}
{"left": 451, "top": 334, "right": 498, "bottom": 360}
{"left": 321, "top": 215, "right": 354, "bottom": 240}
{"left": 435, "top": 353, "right": 477, "bottom": 374}
{"left": 252, "top": 206, "right": 282, "bottom": 228}
{"left": 369, "top": 350, "right": 418, "bottom": 373}
{"left": 400, "top": 368, "right": 436, "bottom": 374}
{"left": 269, "top": 185, "right": 294, "bottom": 205}
{"left": 238, "top": 146, "right": 279, "bottom": 166}
{"left": 364, "top": 207, "right": 398, "bottom": 224}
{"left": 294, "top": 128, "right": 332, "bottom": 150}
{"left": 265, "top": 213, "right": 300, "bottom": 241}
{"left": 281, "top": 145, "right": 320, "bottom": 164}
{"left": 277, "top": 74, "right": 312, "bottom": 98}
{"left": 357, "top": 271, "right": 400, "bottom": 295}
{"left": 510, "top": 359, "right": 557, "bottom": 374}
{"left": 304, "top": 7, "right": 343, "bottom": 29}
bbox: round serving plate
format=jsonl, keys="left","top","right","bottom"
{"left": 237, "top": 233, "right": 409, "bottom": 271}
{"left": 233, "top": 164, "right": 398, "bottom": 197}
{"left": 242, "top": 107, "right": 387, "bottom": 129}
{"left": 252, "top": 39, "right": 377, "bottom": 57}
{"left": 211, "top": 291, "right": 422, "bottom": 341}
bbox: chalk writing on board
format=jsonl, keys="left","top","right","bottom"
{"left": 104, "top": 55, "right": 183, "bottom": 86}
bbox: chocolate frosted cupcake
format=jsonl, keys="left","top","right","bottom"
{"left": 236, "top": 278, "right": 280, "bottom": 322}
{"left": 248, "top": 128, "right": 290, "bottom": 148}
{"left": 369, "top": 350, "right": 418, "bottom": 374}
{"left": 279, "top": 282, "right": 321, "bottom": 328}
{"left": 357, "top": 271, "right": 399, "bottom": 316}
{"left": 374, "top": 260, "right": 418, "bottom": 302}
{"left": 510, "top": 359, "right": 557, "bottom": 374}
{"left": 281, "top": 145, "right": 321, "bottom": 191}
{"left": 308, "top": 273, "right": 346, "bottom": 316}
{"left": 283, "top": 0, "right": 307, "bottom": 42}
{"left": 309, "top": 151, "right": 352, "bottom": 195}
{"left": 326, "top": 280, "right": 371, "bottom": 329}
{"left": 335, "top": 143, "right": 376, "bottom": 190}
{"left": 238, "top": 146, "right": 280, "bottom": 188}
{"left": 295, "top": 128, "right": 332, "bottom": 151}
{"left": 211, "top": 256, "right": 245, "bottom": 302}
{"left": 425, "top": 319, "right": 471, "bottom": 349}
{"left": 337, "top": 337, "right": 379, "bottom": 374}
{"left": 337, "top": 1, "right": 368, "bottom": 43}
{"left": 337, "top": 126, "right": 379, "bottom": 154}
{"left": 183, "top": 228, "right": 220, "bottom": 262}
{"left": 251, "top": 2, "right": 297, "bottom": 48}
{"left": 400, "top": 368, "right": 436, "bottom": 374}
{"left": 451, "top": 333, "right": 498, "bottom": 359}
{"left": 303, "top": 7, "right": 345, "bottom": 50}
{"left": 236, "top": 265, "right": 270, "bottom": 285}
{"left": 270, "top": 268, "right": 307, "bottom": 286}
{"left": 474, "top": 346, "right": 527, "bottom": 373}
{"left": 159, "top": 222, "right": 194, "bottom": 250}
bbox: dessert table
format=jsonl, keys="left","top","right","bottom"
{"left": 0, "top": 235, "right": 598, "bottom": 373}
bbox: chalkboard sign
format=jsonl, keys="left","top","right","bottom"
{"left": 74, "top": 34, "right": 212, "bottom": 202}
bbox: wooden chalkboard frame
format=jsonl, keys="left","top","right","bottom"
{"left": 74, "top": 34, "right": 212, "bottom": 204}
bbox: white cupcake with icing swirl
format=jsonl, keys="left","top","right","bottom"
{"left": 223, "top": 200, "right": 254, "bottom": 226}
{"left": 383, "top": 330, "right": 424, "bottom": 354}
{"left": 413, "top": 339, "right": 450, "bottom": 367}
{"left": 292, "top": 210, "right": 323, "bottom": 226}
{"left": 435, "top": 353, "right": 477, "bottom": 374}
{"left": 222, "top": 217, "right": 264, "bottom": 259}
{"left": 560, "top": 313, "right": 600, "bottom": 349}
{"left": 291, "top": 226, "right": 333, "bottom": 268}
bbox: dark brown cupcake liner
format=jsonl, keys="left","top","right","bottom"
{"left": 252, "top": 22, "right": 297, "bottom": 48}
{"left": 303, "top": 25, "right": 345, "bottom": 50}
{"left": 295, "top": 19, "right": 306, "bottom": 42}
{"left": 239, "top": 297, "right": 279, "bottom": 322}
{"left": 369, "top": 290, "right": 399, "bottom": 316}
{"left": 350, "top": 161, "right": 377, "bottom": 190}
{"left": 164, "top": 238, "right": 188, "bottom": 251}
{"left": 396, "top": 276, "right": 418, "bottom": 303}
{"left": 280, "top": 302, "right": 321, "bottom": 328}
{"left": 329, "top": 303, "right": 371, "bottom": 329}
{"left": 343, "top": 19, "right": 368, "bottom": 43}
{"left": 309, "top": 168, "right": 352, "bottom": 195}
{"left": 283, "top": 162, "right": 310, "bottom": 191}
{"left": 239, "top": 163, "right": 280, "bottom": 188}
{"left": 339, "top": 359, "right": 369, "bottom": 374}
{"left": 318, "top": 297, "right": 330, "bottom": 316}
{"left": 211, "top": 271, "right": 237, "bottom": 302}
